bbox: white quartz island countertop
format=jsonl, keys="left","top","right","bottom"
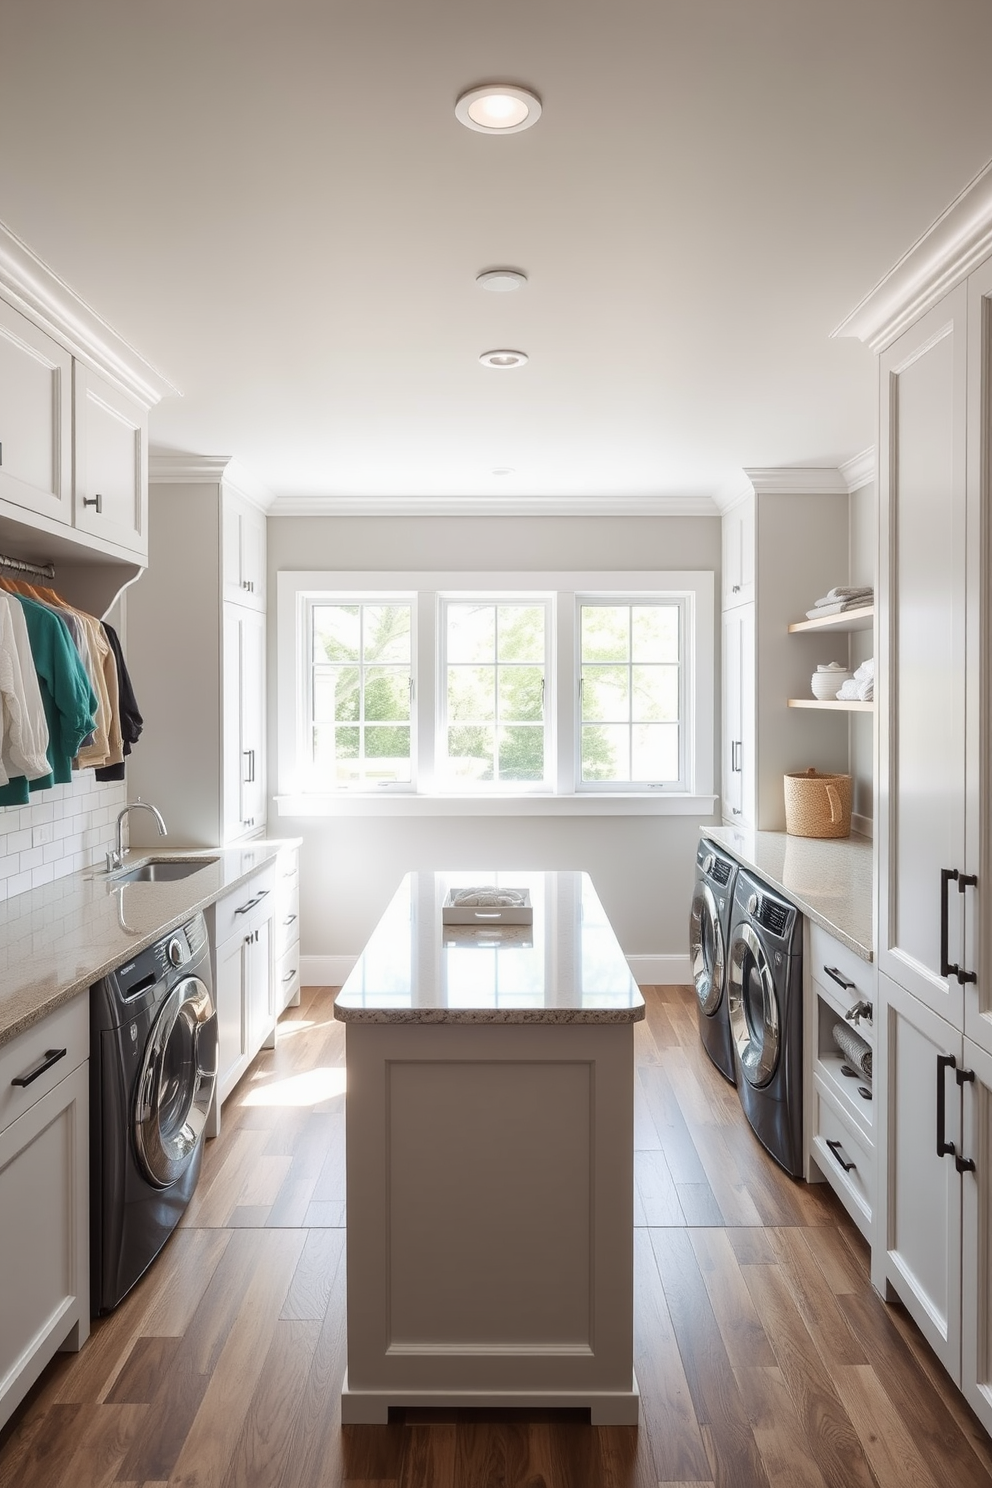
{"left": 0, "top": 840, "right": 299, "bottom": 1048}
{"left": 705, "top": 824, "right": 873, "bottom": 961}
{"left": 333, "top": 870, "right": 646, "bottom": 1025}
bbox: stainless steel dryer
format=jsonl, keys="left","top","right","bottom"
{"left": 689, "top": 838, "right": 738, "bottom": 1083}
{"left": 727, "top": 869, "right": 804, "bottom": 1176}
{"left": 90, "top": 912, "right": 218, "bottom": 1313}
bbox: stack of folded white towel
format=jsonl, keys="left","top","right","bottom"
{"left": 805, "top": 585, "right": 874, "bottom": 619}
{"left": 836, "top": 657, "right": 874, "bottom": 702}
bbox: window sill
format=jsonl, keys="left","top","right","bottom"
{"left": 275, "top": 792, "right": 718, "bottom": 818}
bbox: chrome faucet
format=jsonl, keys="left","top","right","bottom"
{"left": 107, "top": 799, "right": 167, "bottom": 871}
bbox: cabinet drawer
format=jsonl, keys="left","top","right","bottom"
{"left": 809, "top": 924, "right": 875, "bottom": 1040}
{"left": 0, "top": 997, "right": 89, "bottom": 1133}
{"left": 275, "top": 943, "right": 301, "bottom": 1014}
{"left": 812, "top": 1079, "right": 874, "bottom": 1238}
{"left": 213, "top": 865, "right": 275, "bottom": 946}
{"left": 274, "top": 886, "right": 300, "bottom": 961}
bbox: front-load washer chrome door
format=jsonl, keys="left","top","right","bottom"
{"left": 133, "top": 977, "right": 218, "bottom": 1189}
{"left": 690, "top": 882, "right": 725, "bottom": 1016}
{"left": 728, "top": 923, "right": 781, "bottom": 1087}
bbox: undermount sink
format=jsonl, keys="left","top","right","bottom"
{"left": 112, "top": 857, "right": 219, "bottom": 885}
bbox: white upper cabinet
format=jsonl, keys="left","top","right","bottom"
{"left": 875, "top": 288, "right": 973, "bottom": 1031}
{"left": 222, "top": 488, "right": 266, "bottom": 610}
{"left": 721, "top": 494, "right": 755, "bottom": 609}
{"left": 73, "top": 365, "right": 147, "bottom": 558}
{"left": 0, "top": 299, "right": 72, "bottom": 525}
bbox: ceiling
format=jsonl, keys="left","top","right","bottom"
{"left": 3, "top": 0, "right": 992, "bottom": 510}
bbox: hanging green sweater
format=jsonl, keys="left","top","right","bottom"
{"left": 0, "top": 596, "right": 98, "bottom": 807}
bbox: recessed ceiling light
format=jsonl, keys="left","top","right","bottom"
{"left": 476, "top": 269, "right": 528, "bottom": 292}
{"left": 455, "top": 84, "right": 542, "bottom": 135}
{"left": 491, "top": 466, "right": 516, "bottom": 476}
{"left": 479, "top": 349, "right": 529, "bottom": 369}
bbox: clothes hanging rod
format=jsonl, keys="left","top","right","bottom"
{"left": 0, "top": 553, "right": 56, "bottom": 580}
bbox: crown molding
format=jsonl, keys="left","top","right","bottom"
{"left": 832, "top": 156, "right": 992, "bottom": 352}
{"left": 148, "top": 451, "right": 276, "bottom": 511}
{"left": 839, "top": 448, "right": 875, "bottom": 493}
{"left": 266, "top": 492, "right": 720, "bottom": 518}
{"left": 714, "top": 466, "right": 849, "bottom": 512}
{"left": 0, "top": 217, "right": 179, "bottom": 408}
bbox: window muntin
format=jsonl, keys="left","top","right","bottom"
{"left": 578, "top": 601, "right": 683, "bottom": 788}
{"left": 440, "top": 600, "right": 549, "bottom": 788}
{"left": 307, "top": 600, "right": 413, "bottom": 788}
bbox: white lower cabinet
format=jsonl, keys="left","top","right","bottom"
{"left": 273, "top": 845, "right": 301, "bottom": 1014}
{"left": 879, "top": 971, "right": 992, "bottom": 1435}
{"left": 0, "top": 997, "right": 89, "bottom": 1430}
{"left": 209, "top": 867, "right": 276, "bottom": 1121}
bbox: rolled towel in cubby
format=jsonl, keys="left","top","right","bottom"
{"left": 832, "top": 1021, "right": 873, "bottom": 1080}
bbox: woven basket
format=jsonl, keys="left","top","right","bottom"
{"left": 784, "top": 768, "right": 852, "bottom": 838}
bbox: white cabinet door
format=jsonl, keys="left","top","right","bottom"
{"left": 0, "top": 300, "right": 72, "bottom": 525}
{"left": 240, "top": 607, "right": 265, "bottom": 832}
{"left": 73, "top": 365, "right": 147, "bottom": 556}
{"left": 721, "top": 604, "right": 754, "bottom": 826}
{"left": 215, "top": 930, "right": 249, "bottom": 1104}
{"left": 247, "top": 915, "right": 275, "bottom": 1054}
{"left": 222, "top": 606, "right": 266, "bottom": 841}
{"left": 222, "top": 490, "right": 266, "bottom": 610}
{"left": 721, "top": 494, "right": 755, "bottom": 609}
{"left": 880, "top": 972, "right": 962, "bottom": 1377}
{"left": 0, "top": 1061, "right": 88, "bottom": 1430}
{"left": 877, "top": 288, "right": 970, "bottom": 1028}
{"left": 961, "top": 1035, "right": 992, "bottom": 1437}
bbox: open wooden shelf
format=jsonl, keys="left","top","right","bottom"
{"left": 788, "top": 604, "right": 874, "bottom": 634}
{"left": 788, "top": 698, "right": 873, "bottom": 713}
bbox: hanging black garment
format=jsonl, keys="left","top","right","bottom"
{"left": 95, "top": 622, "right": 144, "bottom": 782}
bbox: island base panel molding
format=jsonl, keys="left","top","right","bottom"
{"left": 339, "top": 1374, "right": 641, "bottom": 1426}
{"left": 343, "top": 1020, "right": 636, "bottom": 1423}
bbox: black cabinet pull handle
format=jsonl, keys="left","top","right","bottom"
{"left": 955, "top": 1066, "right": 977, "bottom": 1171}
{"left": 824, "top": 965, "right": 856, "bottom": 992}
{"left": 826, "top": 1138, "right": 855, "bottom": 1172}
{"left": 941, "top": 868, "right": 979, "bottom": 984}
{"left": 12, "top": 1047, "right": 67, "bottom": 1087}
{"left": 937, "top": 1053, "right": 957, "bottom": 1157}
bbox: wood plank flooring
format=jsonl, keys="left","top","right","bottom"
{"left": 3, "top": 982, "right": 992, "bottom": 1487}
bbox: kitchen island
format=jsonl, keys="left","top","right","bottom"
{"left": 333, "top": 869, "right": 644, "bottom": 1425}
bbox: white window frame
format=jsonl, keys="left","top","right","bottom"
{"left": 277, "top": 570, "right": 715, "bottom": 817}
{"left": 575, "top": 593, "right": 690, "bottom": 793}
{"left": 301, "top": 592, "right": 417, "bottom": 793}
{"left": 437, "top": 592, "right": 554, "bottom": 794}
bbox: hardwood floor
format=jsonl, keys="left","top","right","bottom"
{"left": 3, "top": 982, "right": 992, "bottom": 1487}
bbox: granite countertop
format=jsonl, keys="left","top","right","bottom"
{"left": 704, "top": 825, "right": 873, "bottom": 961}
{"left": 0, "top": 838, "right": 301, "bottom": 1048}
{"left": 334, "top": 869, "right": 646, "bottom": 1025}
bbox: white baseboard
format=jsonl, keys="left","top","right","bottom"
{"left": 627, "top": 954, "right": 692, "bottom": 986}
{"left": 301, "top": 952, "right": 692, "bottom": 990}
{"left": 851, "top": 812, "right": 874, "bottom": 839}
{"left": 301, "top": 954, "right": 357, "bottom": 988}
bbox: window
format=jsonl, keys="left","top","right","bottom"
{"left": 578, "top": 601, "right": 683, "bottom": 789}
{"left": 278, "top": 570, "right": 714, "bottom": 814}
{"left": 305, "top": 598, "right": 413, "bottom": 789}
{"left": 440, "top": 600, "right": 550, "bottom": 788}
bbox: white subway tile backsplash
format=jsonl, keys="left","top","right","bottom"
{"left": 0, "top": 774, "right": 125, "bottom": 901}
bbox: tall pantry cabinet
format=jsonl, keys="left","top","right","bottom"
{"left": 124, "top": 456, "right": 270, "bottom": 848}
{"left": 837, "top": 168, "right": 992, "bottom": 1433}
{"left": 720, "top": 474, "right": 850, "bottom": 830}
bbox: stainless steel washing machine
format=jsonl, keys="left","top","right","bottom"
{"left": 727, "top": 869, "right": 804, "bottom": 1176}
{"left": 90, "top": 912, "right": 218, "bottom": 1314}
{"left": 689, "top": 838, "right": 738, "bottom": 1083}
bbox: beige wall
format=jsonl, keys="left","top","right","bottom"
{"left": 267, "top": 513, "right": 721, "bottom": 968}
